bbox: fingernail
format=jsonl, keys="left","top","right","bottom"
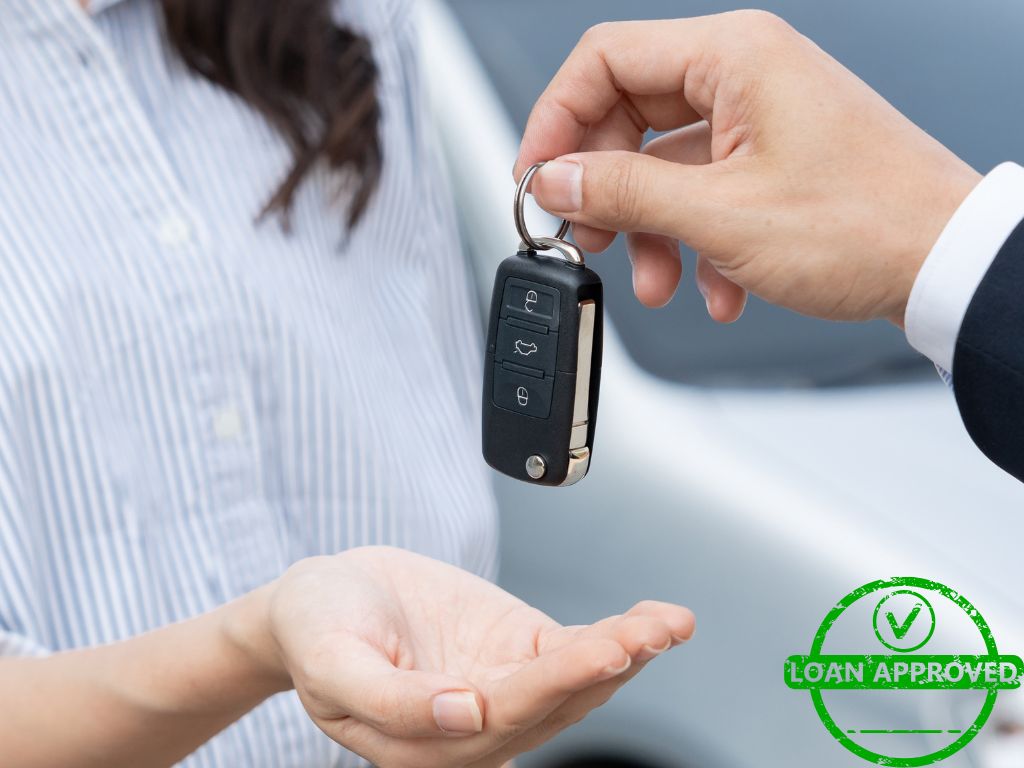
{"left": 432, "top": 691, "right": 483, "bottom": 735}
{"left": 536, "top": 159, "right": 583, "bottom": 212}
{"left": 598, "top": 655, "right": 632, "bottom": 681}
{"left": 636, "top": 640, "right": 672, "bottom": 662}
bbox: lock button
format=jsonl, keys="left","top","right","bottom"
{"left": 501, "top": 278, "right": 560, "bottom": 330}
{"left": 492, "top": 362, "right": 553, "bottom": 419}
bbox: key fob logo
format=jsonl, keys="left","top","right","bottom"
{"left": 516, "top": 386, "right": 529, "bottom": 406}
{"left": 524, "top": 290, "right": 538, "bottom": 312}
{"left": 514, "top": 339, "right": 538, "bottom": 357}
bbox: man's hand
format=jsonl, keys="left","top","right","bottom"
{"left": 241, "top": 546, "right": 694, "bottom": 768}
{"left": 517, "top": 11, "right": 981, "bottom": 325}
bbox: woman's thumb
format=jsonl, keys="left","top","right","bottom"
{"left": 308, "top": 639, "right": 484, "bottom": 739}
{"left": 353, "top": 668, "right": 483, "bottom": 737}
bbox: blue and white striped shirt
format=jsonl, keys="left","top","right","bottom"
{"left": 0, "top": 0, "right": 498, "bottom": 764}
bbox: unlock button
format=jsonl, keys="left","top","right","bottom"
{"left": 492, "top": 362, "right": 553, "bottom": 419}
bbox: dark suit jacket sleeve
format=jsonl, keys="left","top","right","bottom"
{"left": 953, "top": 216, "right": 1024, "bottom": 482}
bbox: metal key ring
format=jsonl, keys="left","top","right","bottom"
{"left": 515, "top": 162, "right": 582, "bottom": 265}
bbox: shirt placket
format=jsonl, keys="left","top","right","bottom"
{"left": 6, "top": 0, "right": 287, "bottom": 603}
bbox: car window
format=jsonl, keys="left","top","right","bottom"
{"left": 446, "top": 0, "right": 1024, "bottom": 387}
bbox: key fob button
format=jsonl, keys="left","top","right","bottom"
{"left": 495, "top": 321, "right": 557, "bottom": 375}
{"left": 502, "top": 278, "right": 560, "bottom": 330}
{"left": 492, "top": 363, "right": 553, "bottom": 419}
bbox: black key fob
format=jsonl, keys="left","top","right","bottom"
{"left": 482, "top": 242, "right": 603, "bottom": 486}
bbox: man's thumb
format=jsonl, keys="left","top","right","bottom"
{"left": 531, "top": 151, "right": 711, "bottom": 239}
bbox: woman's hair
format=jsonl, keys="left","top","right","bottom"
{"left": 160, "top": 0, "right": 382, "bottom": 228}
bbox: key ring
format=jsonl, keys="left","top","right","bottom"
{"left": 514, "top": 162, "right": 584, "bottom": 266}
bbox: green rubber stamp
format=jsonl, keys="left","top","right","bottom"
{"left": 785, "top": 577, "right": 1024, "bottom": 766}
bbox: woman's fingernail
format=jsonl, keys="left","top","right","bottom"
{"left": 598, "top": 655, "right": 632, "bottom": 681}
{"left": 536, "top": 159, "right": 583, "bottom": 212}
{"left": 432, "top": 691, "right": 483, "bottom": 735}
{"left": 636, "top": 640, "right": 672, "bottom": 662}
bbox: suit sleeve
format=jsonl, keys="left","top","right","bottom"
{"left": 953, "top": 217, "right": 1024, "bottom": 482}
{"left": 904, "top": 162, "right": 1024, "bottom": 482}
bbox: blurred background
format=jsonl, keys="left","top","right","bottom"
{"left": 418, "top": 1, "right": 1024, "bottom": 767}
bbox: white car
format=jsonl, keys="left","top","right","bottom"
{"left": 418, "top": 1, "right": 1024, "bottom": 765}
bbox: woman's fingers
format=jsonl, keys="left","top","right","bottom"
{"left": 476, "top": 675, "right": 628, "bottom": 768}
{"left": 482, "top": 662, "right": 647, "bottom": 766}
{"left": 623, "top": 600, "right": 697, "bottom": 644}
{"left": 538, "top": 601, "right": 695, "bottom": 659}
{"left": 331, "top": 637, "right": 632, "bottom": 768}
{"left": 319, "top": 606, "right": 695, "bottom": 767}
{"left": 484, "top": 604, "right": 696, "bottom": 766}
{"left": 489, "top": 636, "right": 631, "bottom": 723}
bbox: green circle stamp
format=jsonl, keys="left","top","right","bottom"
{"left": 785, "top": 577, "right": 1024, "bottom": 766}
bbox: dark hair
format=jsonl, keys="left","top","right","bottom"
{"left": 160, "top": 0, "right": 382, "bottom": 228}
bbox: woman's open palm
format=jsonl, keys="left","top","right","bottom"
{"left": 268, "top": 547, "right": 695, "bottom": 768}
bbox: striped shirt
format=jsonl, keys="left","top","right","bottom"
{"left": 0, "top": 0, "right": 498, "bottom": 765}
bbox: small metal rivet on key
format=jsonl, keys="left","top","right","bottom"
{"left": 481, "top": 162, "right": 604, "bottom": 487}
{"left": 525, "top": 454, "right": 547, "bottom": 480}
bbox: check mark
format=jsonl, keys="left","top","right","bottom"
{"left": 886, "top": 603, "right": 923, "bottom": 640}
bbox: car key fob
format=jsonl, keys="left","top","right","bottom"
{"left": 481, "top": 163, "right": 603, "bottom": 487}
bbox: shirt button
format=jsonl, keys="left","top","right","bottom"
{"left": 157, "top": 214, "right": 194, "bottom": 248}
{"left": 213, "top": 405, "right": 244, "bottom": 442}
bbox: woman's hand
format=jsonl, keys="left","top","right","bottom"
{"left": 517, "top": 11, "right": 981, "bottom": 325}
{"left": 235, "top": 546, "right": 694, "bottom": 768}
{"left": 0, "top": 546, "right": 690, "bottom": 768}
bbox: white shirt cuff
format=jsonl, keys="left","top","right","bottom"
{"left": 905, "top": 162, "right": 1024, "bottom": 372}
